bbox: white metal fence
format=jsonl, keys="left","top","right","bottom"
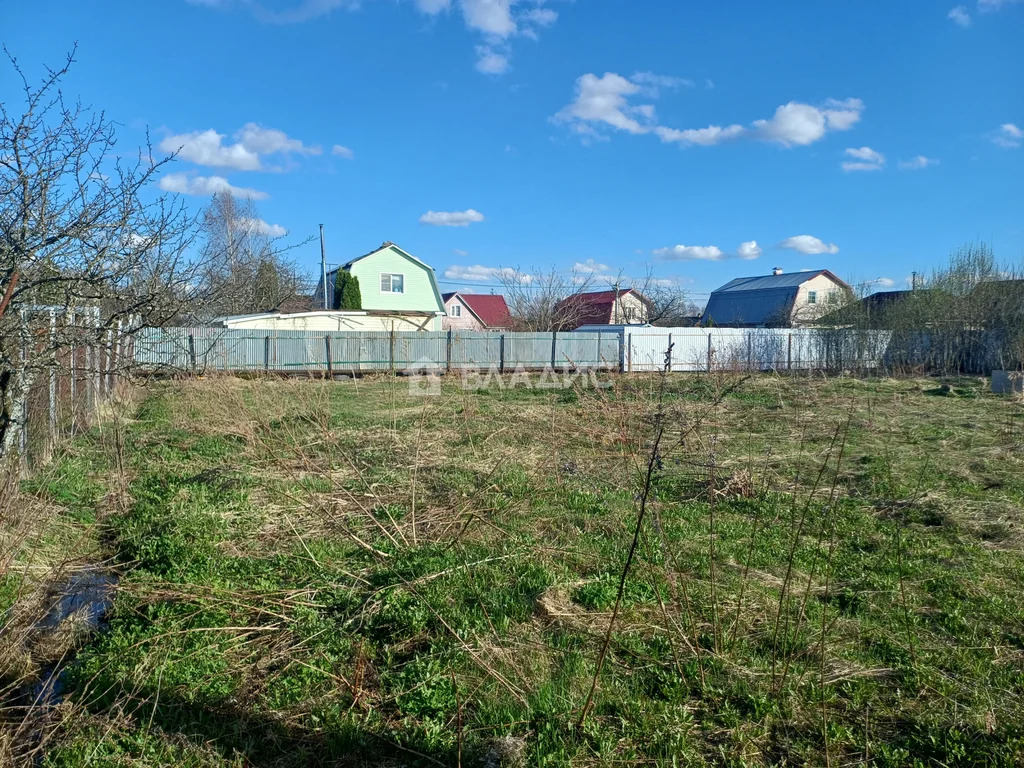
{"left": 134, "top": 326, "right": 892, "bottom": 375}
{"left": 134, "top": 328, "right": 622, "bottom": 374}
{"left": 623, "top": 327, "right": 891, "bottom": 372}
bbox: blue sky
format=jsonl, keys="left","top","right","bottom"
{"left": 4, "top": 0, "right": 1023, "bottom": 304}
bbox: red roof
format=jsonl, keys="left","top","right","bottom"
{"left": 555, "top": 289, "right": 648, "bottom": 328}
{"left": 443, "top": 293, "right": 511, "bottom": 328}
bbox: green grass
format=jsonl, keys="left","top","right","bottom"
{"left": 13, "top": 373, "right": 1024, "bottom": 766}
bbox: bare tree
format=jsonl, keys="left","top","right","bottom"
{"left": 197, "top": 192, "right": 312, "bottom": 319}
{"left": 497, "top": 267, "right": 596, "bottom": 331}
{"left": 624, "top": 269, "right": 693, "bottom": 326}
{"left": 0, "top": 48, "right": 204, "bottom": 457}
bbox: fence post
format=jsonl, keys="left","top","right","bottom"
{"left": 550, "top": 332, "right": 557, "bottom": 370}
{"left": 325, "top": 335, "right": 333, "bottom": 379}
{"left": 499, "top": 333, "right": 505, "bottom": 373}
{"left": 19, "top": 310, "right": 27, "bottom": 457}
{"left": 667, "top": 333, "right": 673, "bottom": 372}
{"left": 68, "top": 309, "right": 76, "bottom": 412}
{"left": 91, "top": 308, "right": 100, "bottom": 406}
{"left": 626, "top": 332, "right": 632, "bottom": 373}
{"left": 707, "top": 333, "right": 713, "bottom": 373}
{"left": 104, "top": 329, "right": 114, "bottom": 394}
{"left": 188, "top": 333, "right": 197, "bottom": 373}
{"left": 49, "top": 311, "right": 56, "bottom": 451}
{"left": 597, "top": 332, "right": 602, "bottom": 371}
{"left": 264, "top": 335, "right": 271, "bottom": 372}
{"left": 787, "top": 334, "right": 793, "bottom": 371}
{"left": 389, "top": 330, "right": 396, "bottom": 375}
{"left": 446, "top": 329, "right": 453, "bottom": 374}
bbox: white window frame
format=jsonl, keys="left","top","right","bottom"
{"left": 807, "top": 290, "right": 818, "bottom": 305}
{"left": 449, "top": 304, "right": 461, "bottom": 317}
{"left": 380, "top": 272, "right": 405, "bottom": 294}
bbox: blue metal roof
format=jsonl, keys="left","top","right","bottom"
{"left": 714, "top": 271, "right": 827, "bottom": 292}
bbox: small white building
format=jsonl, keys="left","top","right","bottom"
{"left": 213, "top": 310, "right": 440, "bottom": 333}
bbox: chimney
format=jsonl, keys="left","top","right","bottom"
{"left": 772, "top": 267, "right": 783, "bottom": 276}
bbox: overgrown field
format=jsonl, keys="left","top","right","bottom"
{"left": 4, "top": 372, "right": 1024, "bottom": 766}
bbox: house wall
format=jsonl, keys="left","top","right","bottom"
{"left": 791, "top": 274, "right": 848, "bottom": 326}
{"left": 341, "top": 246, "right": 446, "bottom": 314}
{"left": 614, "top": 293, "right": 649, "bottom": 324}
{"left": 442, "top": 296, "right": 486, "bottom": 331}
{"left": 222, "top": 312, "right": 441, "bottom": 332}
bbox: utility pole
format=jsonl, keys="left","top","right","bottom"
{"left": 911, "top": 271, "right": 917, "bottom": 291}
{"left": 320, "top": 224, "right": 329, "bottom": 310}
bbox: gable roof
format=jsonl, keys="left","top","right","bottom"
{"left": 560, "top": 288, "right": 646, "bottom": 305}
{"left": 442, "top": 292, "right": 511, "bottom": 327}
{"left": 555, "top": 289, "right": 651, "bottom": 327}
{"left": 702, "top": 270, "right": 849, "bottom": 326}
{"left": 341, "top": 241, "right": 434, "bottom": 272}
{"left": 711, "top": 269, "right": 844, "bottom": 293}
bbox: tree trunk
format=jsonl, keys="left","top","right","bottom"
{"left": 0, "top": 364, "right": 32, "bottom": 459}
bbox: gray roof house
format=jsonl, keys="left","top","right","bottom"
{"left": 701, "top": 268, "right": 852, "bottom": 327}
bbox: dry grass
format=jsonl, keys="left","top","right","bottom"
{"left": 4, "top": 371, "right": 1024, "bottom": 766}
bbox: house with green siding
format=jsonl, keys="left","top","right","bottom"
{"left": 321, "top": 242, "right": 446, "bottom": 331}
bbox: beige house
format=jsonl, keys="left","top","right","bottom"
{"left": 555, "top": 289, "right": 651, "bottom": 329}
{"left": 441, "top": 293, "right": 511, "bottom": 331}
{"left": 701, "top": 268, "right": 851, "bottom": 327}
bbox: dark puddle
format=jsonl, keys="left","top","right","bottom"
{"left": 24, "top": 568, "right": 118, "bottom": 708}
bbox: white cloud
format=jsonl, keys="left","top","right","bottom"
{"left": 737, "top": 240, "right": 762, "bottom": 260}
{"left": 159, "top": 123, "right": 320, "bottom": 171}
{"left": 978, "top": 0, "right": 1021, "bottom": 12}
{"left": 236, "top": 217, "right": 287, "bottom": 237}
{"left": 191, "top": 0, "right": 559, "bottom": 75}
{"left": 704, "top": 79, "right": 715, "bottom": 90}
{"left": 158, "top": 173, "right": 269, "bottom": 199}
{"left": 415, "top": 0, "right": 451, "bottom": 13}
{"left": 630, "top": 71, "right": 695, "bottom": 96}
{"left": 249, "top": 0, "right": 358, "bottom": 24}
{"left": 331, "top": 144, "right": 354, "bottom": 158}
{"left": 522, "top": 7, "right": 557, "bottom": 26}
{"left": 844, "top": 146, "right": 884, "bottom": 163}
{"left": 656, "top": 123, "right": 744, "bottom": 147}
{"left": 235, "top": 122, "right": 320, "bottom": 156}
{"left": 443, "top": 264, "right": 527, "bottom": 282}
{"left": 553, "top": 72, "right": 653, "bottom": 136}
{"left": 898, "top": 155, "right": 939, "bottom": 170}
{"left": 475, "top": 45, "right": 510, "bottom": 74}
{"left": 842, "top": 145, "right": 885, "bottom": 172}
{"left": 460, "top": 0, "right": 515, "bottom": 37}
{"left": 654, "top": 240, "right": 762, "bottom": 261}
{"left": 555, "top": 75, "right": 864, "bottom": 150}
{"left": 159, "top": 129, "right": 262, "bottom": 171}
{"left": 573, "top": 258, "right": 610, "bottom": 273}
{"left": 876, "top": 277, "right": 896, "bottom": 287}
{"left": 653, "top": 244, "right": 725, "bottom": 261}
{"left": 753, "top": 99, "right": 864, "bottom": 147}
{"left": 993, "top": 123, "right": 1022, "bottom": 148}
{"left": 453, "top": 248, "right": 469, "bottom": 257}
{"left": 419, "top": 208, "right": 486, "bottom": 226}
{"left": 948, "top": 5, "right": 972, "bottom": 25}
{"left": 779, "top": 235, "right": 839, "bottom": 255}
